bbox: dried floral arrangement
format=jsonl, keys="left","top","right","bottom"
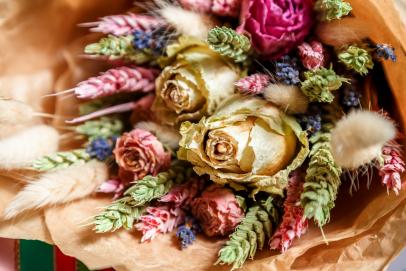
{"left": 2, "top": 0, "right": 404, "bottom": 270}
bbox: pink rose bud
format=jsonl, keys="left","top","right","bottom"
{"left": 238, "top": 0, "right": 314, "bottom": 60}
{"left": 191, "top": 185, "right": 244, "bottom": 237}
{"left": 298, "top": 41, "right": 325, "bottom": 70}
{"left": 114, "top": 129, "right": 171, "bottom": 182}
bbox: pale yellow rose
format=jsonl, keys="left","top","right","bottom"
{"left": 152, "top": 36, "right": 240, "bottom": 125}
{"left": 178, "top": 95, "right": 309, "bottom": 195}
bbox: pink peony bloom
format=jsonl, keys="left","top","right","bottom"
{"left": 238, "top": 0, "right": 314, "bottom": 60}
{"left": 114, "top": 129, "right": 171, "bottom": 182}
{"left": 191, "top": 185, "right": 244, "bottom": 237}
{"left": 159, "top": 178, "right": 205, "bottom": 208}
{"left": 379, "top": 143, "right": 405, "bottom": 195}
{"left": 135, "top": 206, "right": 185, "bottom": 242}
{"left": 298, "top": 41, "right": 325, "bottom": 70}
{"left": 270, "top": 172, "right": 308, "bottom": 252}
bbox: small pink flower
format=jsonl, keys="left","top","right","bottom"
{"left": 114, "top": 129, "right": 171, "bottom": 182}
{"left": 96, "top": 179, "right": 125, "bottom": 200}
{"left": 238, "top": 0, "right": 314, "bottom": 60}
{"left": 235, "top": 73, "right": 271, "bottom": 95}
{"left": 211, "top": 0, "right": 241, "bottom": 17}
{"left": 191, "top": 185, "right": 244, "bottom": 237}
{"left": 135, "top": 206, "right": 185, "bottom": 242}
{"left": 298, "top": 41, "right": 325, "bottom": 70}
{"left": 270, "top": 172, "right": 308, "bottom": 252}
{"left": 178, "top": 0, "right": 212, "bottom": 13}
{"left": 159, "top": 178, "right": 205, "bottom": 208}
{"left": 379, "top": 142, "right": 405, "bottom": 195}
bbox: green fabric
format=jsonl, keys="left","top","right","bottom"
{"left": 85, "top": 35, "right": 153, "bottom": 64}
{"left": 338, "top": 45, "right": 374, "bottom": 75}
{"left": 315, "top": 0, "right": 352, "bottom": 21}
{"left": 300, "top": 123, "right": 343, "bottom": 227}
{"left": 207, "top": 26, "right": 251, "bottom": 64}
{"left": 32, "top": 149, "right": 91, "bottom": 171}
{"left": 76, "top": 261, "right": 91, "bottom": 271}
{"left": 300, "top": 66, "right": 348, "bottom": 103}
{"left": 216, "top": 197, "right": 279, "bottom": 270}
{"left": 76, "top": 117, "right": 123, "bottom": 140}
{"left": 19, "top": 240, "right": 54, "bottom": 271}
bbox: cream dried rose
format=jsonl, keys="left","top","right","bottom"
{"left": 152, "top": 36, "right": 240, "bottom": 125}
{"left": 178, "top": 95, "right": 309, "bottom": 195}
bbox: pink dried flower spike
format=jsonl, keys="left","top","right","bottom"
{"left": 159, "top": 178, "right": 204, "bottom": 208}
{"left": 270, "top": 172, "right": 308, "bottom": 252}
{"left": 298, "top": 41, "right": 325, "bottom": 70}
{"left": 379, "top": 142, "right": 405, "bottom": 195}
{"left": 74, "top": 66, "right": 159, "bottom": 99}
{"left": 80, "top": 13, "right": 165, "bottom": 36}
{"left": 235, "top": 73, "right": 271, "bottom": 95}
{"left": 135, "top": 206, "right": 185, "bottom": 242}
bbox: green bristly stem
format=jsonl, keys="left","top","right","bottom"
{"left": 94, "top": 161, "right": 193, "bottom": 233}
{"left": 300, "top": 123, "right": 342, "bottom": 227}
{"left": 84, "top": 35, "right": 154, "bottom": 64}
{"left": 32, "top": 149, "right": 91, "bottom": 171}
{"left": 315, "top": 0, "right": 352, "bottom": 21}
{"left": 216, "top": 196, "right": 279, "bottom": 270}
{"left": 207, "top": 26, "right": 251, "bottom": 64}
{"left": 75, "top": 117, "right": 124, "bottom": 140}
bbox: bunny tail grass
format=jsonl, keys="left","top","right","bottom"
{"left": 331, "top": 110, "right": 396, "bottom": 169}
{"left": 4, "top": 160, "right": 108, "bottom": 219}
{"left": 263, "top": 84, "right": 309, "bottom": 114}
{"left": 135, "top": 121, "right": 181, "bottom": 150}
{"left": 0, "top": 99, "right": 35, "bottom": 139}
{"left": 0, "top": 125, "right": 59, "bottom": 169}
{"left": 157, "top": 3, "right": 217, "bottom": 40}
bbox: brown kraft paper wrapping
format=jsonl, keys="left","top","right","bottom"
{"left": 0, "top": 0, "right": 405, "bottom": 270}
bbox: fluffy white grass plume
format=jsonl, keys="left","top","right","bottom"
{"left": 157, "top": 3, "right": 217, "bottom": 40}
{"left": 135, "top": 121, "right": 181, "bottom": 150}
{"left": 4, "top": 160, "right": 108, "bottom": 219}
{"left": 331, "top": 110, "right": 396, "bottom": 169}
{"left": 263, "top": 84, "right": 309, "bottom": 114}
{"left": 316, "top": 18, "right": 368, "bottom": 47}
{"left": 0, "top": 125, "right": 59, "bottom": 169}
{"left": 0, "top": 99, "right": 35, "bottom": 139}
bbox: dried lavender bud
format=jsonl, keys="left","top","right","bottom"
{"left": 299, "top": 114, "right": 322, "bottom": 135}
{"left": 341, "top": 87, "right": 362, "bottom": 109}
{"left": 274, "top": 56, "right": 300, "bottom": 85}
{"left": 375, "top": 44, "right": 397, "bottom": 62}
{"left": 86, "top": 137, "right": 116, "bottom": 161}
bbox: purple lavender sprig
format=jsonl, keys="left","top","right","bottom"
{"left": 176, "top": 217, "right": 201, "bottom": 249}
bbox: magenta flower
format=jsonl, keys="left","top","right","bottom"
{"left": 191, "top": 185, "right": 244, "bottom": 237}
{"left": 270, "top": 172, "right": 308, "bottom": 252}
{"left": 159, "top": 178, "right": 205, "bottom": 208}
{"left": 135, "top": 206, "right": 185, "bottom": 242}
{"left": 298, "top": 41, "right": 325, "bottom": 70}
{"left": 238, "top": 0, "right": 314, "bottom": 60}
{"left": 379, "top": 142, "right": 405, "bottom": 195}
{"left": 114, "top": 129, "right": 171, "bottom": 182}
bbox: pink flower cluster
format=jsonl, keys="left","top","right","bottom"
{"left": 191, "top": 185, "right": 244, "bottom": 237}
{"left": 114, "top": 128, "right": 171, "bottom": 182}
{"left": 74, "top": 67, "right": 159, "bottom": 100}
{"left": 379, "top": 143, "right": 405, "bottom": 195}
{"left": 270, "top": 173, "right": 308, "bottom": 252}
{"left": 235, "top": 73, "right": 271, "bottom": 95}
{"left": 298, "top": 41, "right": 325, "bottom": 70}
{"left": 179, "top": 0, "right": 241, "bottom": 17}
{"left": 135, "top": 206, "right": 185, "bottom": 242}
{"left": 81, "top": 13, "right": 165, "bottom": 36}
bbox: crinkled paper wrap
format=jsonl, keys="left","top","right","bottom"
{"left": 0, "top": 0, "right": 406, "bottom": 270}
